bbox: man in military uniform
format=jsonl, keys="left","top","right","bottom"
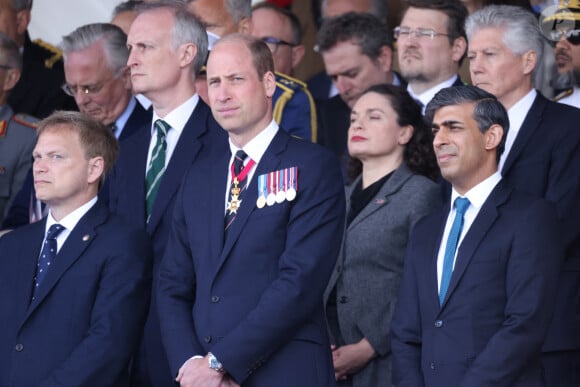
{"left": 0, "top": 0, "right": 76, "bottom": 118}
{"left": 0, "top": 32, "right": 37, "bottom": 226}
{"left": 251, "top": 2, "right": 317, "bottom": 142}
{"left": 187, "top": 0, "right": 317, "bottom": 142}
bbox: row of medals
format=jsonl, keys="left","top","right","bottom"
{"left": 256, "top": 186, "right": 296, "bottom": 208}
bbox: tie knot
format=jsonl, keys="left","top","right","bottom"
{"left": 154, "top": 119, "right": 170, "bottom": 137}
{"left": 233, "top": 150, "right": 248, "bottom": 175}
{"left": 454, "top": 197, "right": 470, "bottom": 215}
{"left": 46, "top": 224, "right": 65, "bottom": 240}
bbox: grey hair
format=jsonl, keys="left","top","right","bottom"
{"left": 465, "top": 5, "right": 543, "bottom": 78}
{"left": 226, "top": 0, "right": 251, "bottom": 24}
{"left": 321, "top": 0, "right": 387, "bottom": 21}
{"left": 112, "top": 0, "right": 143, "bottom": 18}
{"left": 425, "top": 85, "right": 509, "bottom": 161}
{"left": 138, "top": 0, "right": 208, "bottom": 76}
{"left": 61, "top": 23, "right": 128, "bottom": 74}
{"left": 0, "top": 31, "right": 22, "bottom": 70}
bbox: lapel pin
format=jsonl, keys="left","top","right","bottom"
{"left": 374, "top": 198, "right": 386, "bottom": 204}
{"left": 82, "top": 234, "right": 90, "bottom": 241}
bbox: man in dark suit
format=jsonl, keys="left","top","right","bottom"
{"left": 397, "top": 0, "right": 467, "bottom": 113}
{"left": 391, "top": 86, "right": 564, "bottom": 386}
{"left": 466, "top": 6, "right": 580, "bottom": 385}
{"left": 108, "top": 3, "right": 226, "bottom": 386}
{"left": 0, "top": 111, "right": 152, "bottom": 386}
{"left": 61, "top": 22, "right": 150, "bottom": 141}
{"left": 315, "top": 12, "right": 404, "bottom": 183}
{"left": 157, "top": 34, "right": 345, "bottom": 387}
{"left": 0, "top": 0, "right": 76, "bottom": 118}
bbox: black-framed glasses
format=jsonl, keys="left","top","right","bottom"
{"left": 550, "top": 29, "right": 580, "bottom": 46}
{"left": 393, "top": 26, "right": 449, "bottom": 41}
{"left": 261, "top": 36, "right": 296, "bottom": 53}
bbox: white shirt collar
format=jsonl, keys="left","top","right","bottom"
{"left": 151, "top": 93, "right": 200, "bottom": 136}
{"left": 450, "top": 171, "right": 502, "bottom": 211}
{"left": 407, "top": 75, "right": 459, "bottom": 112}
{"left": 501, "top": 89, "right": 537, "bottom": 171}
{"left": 45, "top": 196, "right": 98, "bottom": 233}
{"left": 228, "top": 119, "right": 279, "bottom": 168}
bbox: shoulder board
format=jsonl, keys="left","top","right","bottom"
{"left": 276, "top": 72, "right": 307, "bottom": 90}
{"left": 0, "top": 120, "right": 7, "bottom": 137}
{"left": 32, "top": 38, "right": 63, "bottom": 69}
{"left": 12, "top": 113, "right": 40, "bottom": 129}
{"left": 553, "top": 88, "right": 573, "bottom": 102}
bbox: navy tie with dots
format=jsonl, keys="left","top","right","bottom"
{"left": 34, "top": 224, "right": 65, "bottom": 295}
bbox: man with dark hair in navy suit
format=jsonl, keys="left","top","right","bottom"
{"left": 157, "top": 33, "right": 345, "bottom": 387}
{"left": 0, "top": 111, "right": 152, "bottom": 386}
{"left": 391, "top": 86, "right": 564, "bottom": 387}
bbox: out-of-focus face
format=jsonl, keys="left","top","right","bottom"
{"left": 323, "top": 0, "right": 372, "bottom": 19}
{"left": 64, "top": 41, "right": 131, "bottom": 126}
{"left": 468, "top": 27, "right": 534, "bottom": 109}
{"left": 321, "top": 39, "right": 392, "bottom": 108}
{"left": 188, "top": 0, "right": 239, "bottom": 37}
{"left": 398, "top": 7, "right": 464, "bottom": 90}
{"left": 111, "top": 10, "right": 138, "bottom": 35}
{"left": 432, "top": 103, "right": 500, "bottom": 194}
{"left": 207, "top": 39, "right": 275, "bottom": 144}
{"left": 0, "top": 0, "right": 28, "bottom": 46}
{"left": 348, "top": 91, "right": 410, "bottom": 164}
{"left": 127, "top": 9, "right": 184, "bottom": 103}
{"left": 251, "top": 7, "right": 301, "bottom": 75}
{"left": 33, "top": 126, "right": 102, "bottom": 217}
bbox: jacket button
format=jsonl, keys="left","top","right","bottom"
{"left": 339, "top": 296, "right": 348, "bottom": 304}
{"left": 204, "top": 336, "right": 212, "bottom": 343}
{"left": 434, "top": 320, "right": 443, "bottom": 328}
{"left": 14, "top": 344, "right": 24, "bottom": 352}
{"left": 430, "top": 362, "right": 436, "bottom": 370}
{"left": 211, "top": 296, "right": 220, "bottom": 303}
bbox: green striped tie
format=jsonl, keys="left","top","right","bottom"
{"left": 145, "top": 119, "right": 169, "bottom": 222}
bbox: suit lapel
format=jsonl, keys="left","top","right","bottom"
{"left": 347, "top": 164, "right": 414, "bottom": 231}
{"left": 147, "top": 102, "right": 210, "bottom": 234}
{"left": 439, "top": 184, "right": 510, "bottom": 308}
{"left": 429, "top": 207, "right": 449, "bottom": 309}
{"left": 23, "top": 203, "right": 108, "bottom": 323}
{"left": 502, "top": 94, "right": 546, "bottom": 175}
{"left": 208, "top": 147, "right": 231, "bottom": 265}
{"left": 215, "top": 131, "right": 287, "bottom": 276}
{"left": 121, "top": 128, "right": 150, "bottom": 226}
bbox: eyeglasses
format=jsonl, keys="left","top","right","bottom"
{"left": 261, "top": 36, "right": 296, "bottom": 54}
{"left": 61, "top": 71, "right": 123, "bottom": 97}
{"left": 0, "top": 64, "right": 12, "bottom": 70}
{"left": 550, "top": 29, "right": 580, "bottom": 46}
{"left": 393, "top": 26, "right": 449, "bottom": 41}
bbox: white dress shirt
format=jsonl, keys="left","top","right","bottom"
{"left": 436, "top": 172, "right": 502, "bottom": 290}
{"left": 500, "top": 89, "right": 537, "bottom": 171}
{"left": 407, "top": 75, "right": 459, "bottom": 114}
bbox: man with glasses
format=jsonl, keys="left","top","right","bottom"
{"left": 467, "top": 5, "right": 580, "bottom": 386}
{"left": 547, "top": 2, "right": 580, "bottom": 108}
{"left": 316, "top": 12, "right": 403, "bottom": 183}
{"left": 187, "top": 0, "right": 316, "bottom": 142}
{"left": 61, "top": 23, "right": 150, "bottom": 141}
{"left": 396, "top": 0, "right": 468, "bottom": 114}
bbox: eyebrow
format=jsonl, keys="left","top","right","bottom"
{"left": 433, "top": 120, "right": 462, "bottom": 128}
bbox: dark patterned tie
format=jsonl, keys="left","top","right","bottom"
{"left": 224, "top": 150, "right": 250, "bottom": 234}
{"left": 33, "top": 223, "right": 65, "bottom": 297}
{"left": 145, "top": 119, "right": 170, "bottom": 222}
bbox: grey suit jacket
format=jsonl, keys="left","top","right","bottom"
{"left": 0, "top": 104, "right": 37, "bottom": 224}
{"left": 324, "top": 163, "right": 441, "bottom": 387}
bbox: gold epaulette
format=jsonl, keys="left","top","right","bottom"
{"left": 275, "top": 72, "right": 307, "bottom": 90}
{"left": 12, "top": 113, "right": 39, "bottom": 129}
{"left": 553, "top": 88, "right": 573, "bottom": 102}
{"left": 33, "top": 38, "right": 63, "bottom": 69}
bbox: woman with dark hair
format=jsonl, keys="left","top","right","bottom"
{"left": 324, "top": 84, "right": 441, "bottom": 386}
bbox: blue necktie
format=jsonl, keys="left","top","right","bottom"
{"left": 439, "top": 197, "right": 470, "bottom": 305}
{"left": 34, "top": 224, "right": 65, "bottom": 296}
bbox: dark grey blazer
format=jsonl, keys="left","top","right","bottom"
{"left": 324, "top": 163, "right": 441, "bottom": 387}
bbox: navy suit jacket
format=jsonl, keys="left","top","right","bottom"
{"left": 0, "top": 201, "right": 152, "bottom": 386}
{"left": 391, "top": 183, "right": 564, "bottom": 387}
{"left": 157, "top": 129, "right": 345, "bottom": 386}
{"left": 498, "top": 94, "right": 580, "bottom": 352}
{"left": 118, "top": 99, "right": 152, "bottom": 141}
{"left": 108, "top": 98, "right": 227, "bottom": 386}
